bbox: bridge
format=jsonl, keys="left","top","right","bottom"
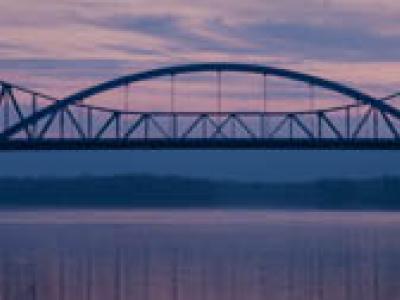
{"left": 0, "top": 62, "right": 399, "bottom": 150}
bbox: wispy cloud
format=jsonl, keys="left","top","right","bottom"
{"left": 229, "top": 19, "right": 400, "bottom": 62}
{"left": 0, "top": 0, "right": 398, "bottom": 98}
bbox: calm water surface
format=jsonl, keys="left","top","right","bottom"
{"left": 0, "top": 210, "right": 400, "bottom": 300}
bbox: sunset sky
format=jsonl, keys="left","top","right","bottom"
{"left": 1, "top": 0, "right": 399, "bottom": 97}
{"left": 0, "top": 0, "right": 399, "bottom": 180}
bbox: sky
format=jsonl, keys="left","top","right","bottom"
{"left": 0, "top": 0, "right": 399, "bottom": 181}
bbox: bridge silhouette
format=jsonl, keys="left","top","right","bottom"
{"left": 0, "top": 62, "right": 399, "bottom": 150}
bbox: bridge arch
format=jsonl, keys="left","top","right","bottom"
{"left": 2, "top": 62, "right": 400, "bottom": 138}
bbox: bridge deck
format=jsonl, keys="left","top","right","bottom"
{"left": 1, "top": 138, "right": 400, "bottom": 150}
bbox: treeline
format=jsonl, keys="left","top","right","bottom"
{"left": 0, "top": 175, "right": 399, "bottom": 209}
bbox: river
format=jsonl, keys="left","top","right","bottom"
{"left": 0, "top": 210, "right": 399, "bottom": 300}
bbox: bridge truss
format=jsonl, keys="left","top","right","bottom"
{"left": 0, "top": 63, "right": 399, "bottom": 150}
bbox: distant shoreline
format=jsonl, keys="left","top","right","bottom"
{"left": 0, "top": 175, "right": 399, "bottom": 210}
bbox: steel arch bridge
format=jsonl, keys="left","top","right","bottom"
{"left": 0, "top": 62, "right": 399, "bottom": 150}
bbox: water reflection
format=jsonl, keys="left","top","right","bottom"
{"left": 0, "top": 210, "right": 399, "bottom": 300}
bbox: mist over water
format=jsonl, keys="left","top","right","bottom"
{"left": 0, "top": 210, "right": 400, "bottom": 300}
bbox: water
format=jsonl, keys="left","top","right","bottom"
{"left": 0, "top": 210, "right": 400, "bottom": 300}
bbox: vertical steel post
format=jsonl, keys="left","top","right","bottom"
{"left": 262, "top": 73, "right": 267, "bottom": 138}
{"left": 115, "top": 112, "right": 121, "bottom": 139}
{"left": 202, "top": 116, "right": 207, "bottom": 139}
{"left": 231, "top": 115, "right": 236, "bottom": 138}
{"left": 289, "top": 114, "right": 293, "bottom": 139}
{"left": 59, "top": 109, "right": 65, "bottom": 139}
{"left": 217, "top": 71, "right": 222, "bottom": 124}
{"left": 346, "top": 106, "right": 350, "bottom": 139}
{"left": 144, "top": 114, "right": 149, "bottom": 139}
{"left": 173, "top": 114, "right": 177, "bottom": 138}
{"left": 3, "top": 90, "right": 9, "bottom": 130}
{"left": 124, "top": 83, "right": 129, "bottom": 111}
{"left": 170, "top": 74, "right": 177, "bottom": 138}
{"left": 123, "top": 84, "right": 129, "bottom": 138}
{"left": 32, "top": 94, "right": 37, "bottom": 138}
{"left": 373, "top": 109, "right": 379, "bottom": 139}
{"left": 318, "top": 112, "right": 323, "bottom": 139}
{"left": 309, "top": 84, "right": 315, "bottom": 134}
{"left": 87, "top": 107, "right": 92, "bottom": 139}
{"left": 170, "top": 74, "right": 175, "bottom": 113}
